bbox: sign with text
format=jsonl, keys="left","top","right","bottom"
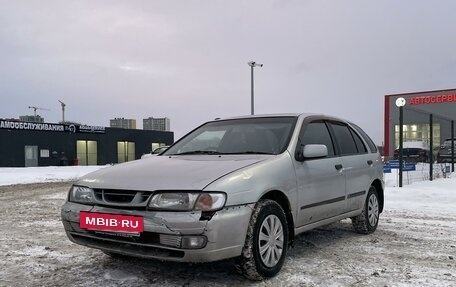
{"left": 387, "top": 160, "right": 416, "bottom": 171}
{"left": 0, "top": 120, "right": 105, "bottom": 134}
{"left": 40, "top": 149, "right": 50, "bottom": 158}
{"left": 388, "top": 160, "right": 400, "bottom": 168}
{"left": 80, "top": 211, "right": 144, "bottom": 233}
{"left": 402, "top": 163, "right": 416, "bottom": 171}
{"left": 409, "top": 94, "right": 456, "bottom": 105}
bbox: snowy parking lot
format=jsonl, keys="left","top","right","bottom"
{"left": 0, "top": 167, "right": 455, "bottom": 286}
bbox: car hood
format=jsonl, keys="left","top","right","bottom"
{"left": 78, "top": 155, "right": 270, "bottom": 191}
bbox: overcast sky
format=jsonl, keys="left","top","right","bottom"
{"left": 1, "top": 0, "right": 456, "bottom": 144}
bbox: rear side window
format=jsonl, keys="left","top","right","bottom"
{"left": 301, "top": 121, "right": 335, "bottom": 156}
{"left": 329, "top": 122, "right": 358, "bottom": 156}
{"left": 349, "top": 128, "right": 367, "bottom": 153}
{"left": 351, "top": 123, "right": 378, "bottom": 153}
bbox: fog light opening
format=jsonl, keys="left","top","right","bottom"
{"left": 181, "top": 236, "right": 207, "bottom": 249}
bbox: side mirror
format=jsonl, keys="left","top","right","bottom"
{"left": 301, "top": 144, "right": 328, "bottom": 160}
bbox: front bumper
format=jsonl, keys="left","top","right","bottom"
{"left": 61, "top": 202, "right": 254, "bottom": 262}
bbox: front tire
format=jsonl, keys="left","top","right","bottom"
{"left": 234, "top": 200, "right": 288, "bottom": 281}
{"left": 351, "top": 185, "right": 379, "bottom": 234}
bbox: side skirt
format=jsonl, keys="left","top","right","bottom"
{"left": 294, "top": 209, "right": 362, "bottom": 236}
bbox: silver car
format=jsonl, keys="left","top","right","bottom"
{"left": 61, "top": 114, "right": 384, "bottom": 280}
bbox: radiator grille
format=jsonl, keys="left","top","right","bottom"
{"left": 93, "top": 189, "right": 153, "bottom": 206}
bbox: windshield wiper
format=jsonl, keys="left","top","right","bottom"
{"left": 172, "top": 150, "right": 222, "bottom": 155}
{"left": 222, "top": 151, "right": 274, "bottom": 155}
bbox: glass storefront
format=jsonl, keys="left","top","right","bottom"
{"left": 394, "top": 123, "right": 440, "bottom": 150}
{"left": 76, "top": 140, "right": 98, "bottom": 165}
{"left": 117, "top": 141, "right": 135, "bottom": 163}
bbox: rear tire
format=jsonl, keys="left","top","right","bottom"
{"left": 351, "top": 185, "right": 379, "bottom": 234}
{"left": 234, "top": 200, "right": 288, "bottom": 281}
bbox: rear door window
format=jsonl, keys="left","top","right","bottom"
{"left": 328, "top": 122, "right": 358, "bottom": 156}
{"left": 349, "top": 128, "right": 367, "bottom": 154}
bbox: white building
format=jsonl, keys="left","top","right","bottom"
{"left": 143, "top": 117, "right": 170, "bottom": 131}
{"left": 110, "top": 118, "right": 136, "bottom": 129}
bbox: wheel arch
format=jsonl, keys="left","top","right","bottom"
{"left": 259, "top": 190, "right": 295, "bottom": 243}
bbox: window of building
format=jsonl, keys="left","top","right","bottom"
{"left": 76, "top": 140, "right": 98, "bottom": 165}
{"left": 394, "top": 123, "right": 440, "bottom": 150}
{"left": 117, "top": 141, "right": 135, "bottom": 163}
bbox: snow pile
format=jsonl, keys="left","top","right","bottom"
{"left": 0, "top": 166, "right": 107, "bottom": 186}
{"left": 386, "top": 172, "right": 456, "bottom": 216}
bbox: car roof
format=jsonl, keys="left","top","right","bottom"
{"left": 211, "top": 113, "right": 348, "bottom": 122}
{"left": 400, "top": 141, "right": 430, "bottom": 148}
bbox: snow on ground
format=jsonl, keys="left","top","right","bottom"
{"left": 384, "top": 164, "right": 456, "bottom": 215}
{"left": 0, "top": 165, "right": 107, "bottom": 186}
{"left": 0, "top": 165, "right": 455, "bottom": 286}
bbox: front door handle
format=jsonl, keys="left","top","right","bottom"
{"left": 335, "top": 164, "right": 343, "bottom": 171}
{"left": 367, "top": 160, "right": 373, "bottom": 165}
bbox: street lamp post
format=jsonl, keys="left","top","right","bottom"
{"left": 395, "top": 97, "right": 406, "bottom": 187}
{"left": 247, "top": 61, "right": 263, "bottom": 115}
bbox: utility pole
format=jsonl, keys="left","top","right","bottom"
{"left": 58, "top": 100, "right": 66, "bottom": 123}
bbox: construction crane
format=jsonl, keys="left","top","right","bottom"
{"left": 58, "top": 100, "right": 66, "bottom": 123}
{"left": 28, "top": 106, "right": 50, "bottom": 117}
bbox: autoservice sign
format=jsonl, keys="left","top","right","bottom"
{"left": 0, "top": 120, "right": 105, "bottom": 134}
{"left": 409, "top": 94, "right": 456, "bottom": 105}
{"left": 0, "top": 120, "right": 68, "bottom": 132}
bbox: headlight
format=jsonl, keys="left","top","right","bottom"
{"left": 149, "top": 192, "right": 226, "bottom": 211}
{"left": 69, "top": 185, "right": 94, "bottom": 204}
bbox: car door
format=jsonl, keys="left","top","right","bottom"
{"left": 328, "top": 122, "right": 371, "bottom": 212}
{"left": 293, "top": 120, "right": 346, "bottom": 227}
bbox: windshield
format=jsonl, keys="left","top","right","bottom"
{"left": 164, "top": 117, "right": 297, "bottom": 156}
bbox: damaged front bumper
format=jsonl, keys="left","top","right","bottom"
{"left": 61, "top": 202, "right": 254, "bottom": 262}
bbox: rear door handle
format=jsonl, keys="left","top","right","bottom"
{"left": 335, "top": 164, "right": 343, "bottom": 171}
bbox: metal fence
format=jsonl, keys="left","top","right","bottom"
{"left": 386, "top": 103, "right": 454, "bottom": 187}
